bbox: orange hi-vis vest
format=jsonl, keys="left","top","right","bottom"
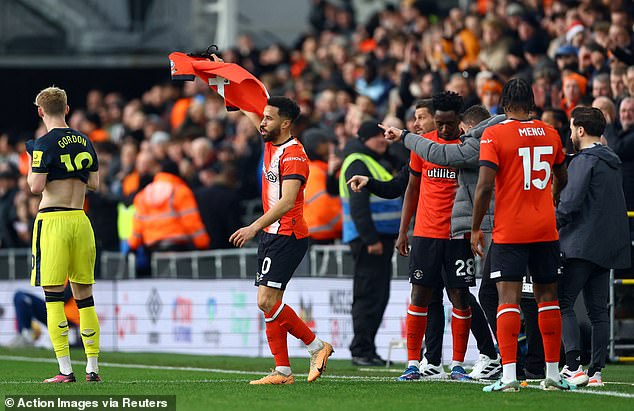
{"left": 168, "top": 52, "right": 269, "bottom": 115}
{"left": 129, "top": 172, "right": 210, "bottom": 250}
{"left": 304, "top": 160, "right": 342, "bottom": 241}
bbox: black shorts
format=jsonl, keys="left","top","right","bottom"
{"left": 255, "top": 232, "right": 308, "bottom": 290}
{"left": 482, "top": 244, "right": 535, "bottom": 298}
{"left": 489, "top": 241, "right": 562, "bottom": 284}
{"left": 409, "top": 237, "right": 476, "bottom": 288}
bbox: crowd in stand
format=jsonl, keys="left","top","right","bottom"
{"left": 1, "top": 0, "right": 634, "bottom": 260}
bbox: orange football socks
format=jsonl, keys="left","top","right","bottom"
{"left": 538, "top": 301, "right": 562, "bottom": 380}
{"left": 406, "top": 304, "right": 428, "bottom": 362}
{"left": 451, "top": 307, "right": 472, "bottom": 363}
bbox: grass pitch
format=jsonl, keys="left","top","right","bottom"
{"left": 1, "top": 347, "right": 633, "bottom": 411}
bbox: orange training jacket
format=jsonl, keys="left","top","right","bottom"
{"left": 304, "top": 160, "right": 342, "bottom": 241}
{"left": 129, "top": 172, "right": 210, "bottom": 250}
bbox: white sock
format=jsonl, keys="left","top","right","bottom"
{"left": 450, "top": 361, "right": 463, "bottom": 369}
{"left": 275, "top": 366, "right": 292, "bottom": 376}
{"left": 58, "top": 355, "right": 73, "bottom": 375}
{"left": 408, "top": 360, "right": 420, "bottom": 368}
{"left": 546, "top": 362, "right": 559, "bottom": 381}
{"left": 86, "top": 357, "right": 99, "bottom": 374}
{"left": 502, "top": 363, "right": 516, "bottom": 383}
{"left": 307, "top": 337, "right": 324, "bottom": 353}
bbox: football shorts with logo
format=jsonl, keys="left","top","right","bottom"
{"left": 31, "top": 210, "right": 96, "bottom": 286}
{"left": 409, "top": 237, "right": 476, "bottom": 288}
{"left": 255, "top": 232, "right": 309, "bottom": 290}
{"left": 488, "top": 241, "right": 562, "bottom": 284}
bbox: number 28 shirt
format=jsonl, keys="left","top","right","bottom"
{"left": 261, "top": 137, "right": 309, "bottom": 239}
{"left": 479, "top": 119, "right": 565, "bottom": 244}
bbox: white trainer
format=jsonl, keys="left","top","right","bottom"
{"left": 469, "top": 354, "right": 502, "bottom": 380}
{"left": 587, "top": 371, "right": 604, "bottom": 387}
{"left": 420, "top": 357, "right": 447, "bottom": 379}
{"left": 560, "top": 365, "right": 589, "bottom": 387}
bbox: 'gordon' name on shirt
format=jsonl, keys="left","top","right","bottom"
{"left": 58, "top": 134, "right": 88, "bottom": 149}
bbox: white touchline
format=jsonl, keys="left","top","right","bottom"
{"left": 1, "top": 355, "right": 633, "bottom": 398}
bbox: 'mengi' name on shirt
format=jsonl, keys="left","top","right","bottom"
{"left": 518, "top": 127, "right": 546, "bottom": 137}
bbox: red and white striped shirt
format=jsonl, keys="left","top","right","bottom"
{"left": 261, "top": 137, "right": 310, "bottom": 238}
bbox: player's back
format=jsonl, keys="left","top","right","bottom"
{"left": 480, "top": 119, "right": 565, "bottom": 244}
{"left": 29, "top": 128, "right": 98, "bottom": 209}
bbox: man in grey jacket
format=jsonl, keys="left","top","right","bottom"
{"left": 557, "top": 107, "right": 630, "bottom": 388}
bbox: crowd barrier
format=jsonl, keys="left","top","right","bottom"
{"left": 2, "top": 243, "right": 633, "bottom": 360}
{"left": 609, "top": 271, "right": 634, "bottom": 362}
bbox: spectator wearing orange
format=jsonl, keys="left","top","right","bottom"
{"left": 129, "top": 160, "right": 210, "bottom": 253}
{"left": 455, "top": 27, "right": 480, "bottom": 71}
{"left": 479, "top": 79, "right": 503, "bottom": 114}
{"left": 80, "top": 113, "right": 110, "bottom": 143}
{"left": 121, "top": 148, "right": 157, "bottom": 200}
{"left": 561, "top": 73, "right": 588, "bottom": 117}
{"left": 302, "top": 128, "right": 342, "bottom": 243}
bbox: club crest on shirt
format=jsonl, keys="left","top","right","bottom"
{"left": 266, "top": 171, "right": 277, "bottom": 182}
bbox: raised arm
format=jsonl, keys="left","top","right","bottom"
{"left": 242, "top": 110, "right": 264, "bottom": 131}
{"left": 404, "top": 134, "right": 480, "bottom": 168}
{"left": 209, "top": 53, "right": 264, "bottom": 131}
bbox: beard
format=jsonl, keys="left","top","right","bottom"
{"left": 261, "top": 126, "right": 280, "bottom": 142}
{"left": 571, "top": 135, "right": 581, "bottom": 153}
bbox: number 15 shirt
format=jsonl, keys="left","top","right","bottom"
{"left": 479, "top": 119, "right": 565, "bottom": 244}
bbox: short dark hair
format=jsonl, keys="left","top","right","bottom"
{"left": 267, "top": 96, "right": 300, "bottom": 123}
{"left": 431, "top": 91, "right": 463, "bottom": 114}
{"left": 500, "top": 78, "right": 535, "bottom": 114}
{"left": 543, "top": 107, "right": 568, "bottom": 124}
{"left": 414, "top": 98, "right": 434, "bottom": 113}
{"left": 570, "top": 106, "right": 606, "bottom": 137}
{"left": 160, "top": 160, "right": 180, "bottom": 176}
{"left": 462, "top": 105, "right": 491, "bottom": 126}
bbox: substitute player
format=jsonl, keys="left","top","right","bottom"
{"left": 229, "top": 96, "right": 333, "bottom": 384}
{"left": 377, "top": 92, "right": 477, "bottom": 381}
{"left": 471, "top": 78, "right": 571, "bottom": 392}
{"left": 27, "top": 86, "right": 101, "bottom": 383}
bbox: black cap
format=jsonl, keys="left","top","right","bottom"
{"left": 357, "top": 120, "right": 383, "bottom": 142}
{"left": 519, "top": 13, "right": 540, "bottom": 28}
{"left": 160, "top": 160, "right": 180, "bottom": 176}
{"left": 302, "top": 128, "right": 335, "bottom": 160}
{"left": 523, "top": 36, "right": 547, "bottom": 55}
